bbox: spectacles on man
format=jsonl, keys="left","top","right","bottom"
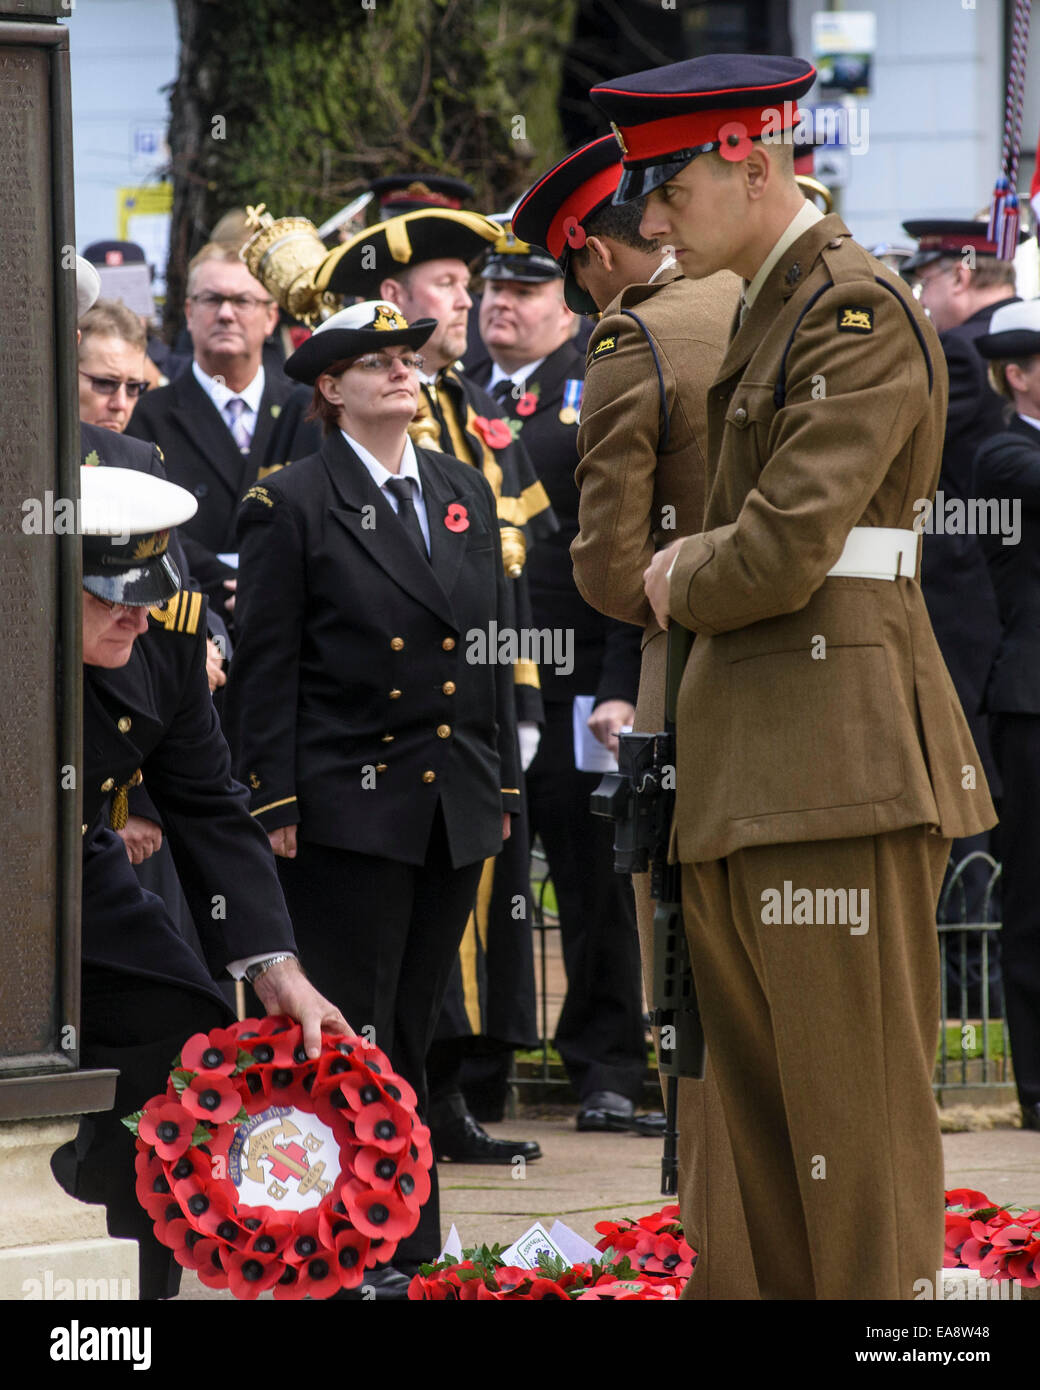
{"left": 911, "top": 262, "right": 957, "bottom": 297}
{"left": 79, "top": 371, "right": 150, "bottom": 399}
{"left": 350, "top": 353, "right": 425, "bottom": 373}
{"left": 90, "top": 594, "right": 168, "bottom": 614}
{"left": 189, "top": 292, "right": 276, "bottom": 313}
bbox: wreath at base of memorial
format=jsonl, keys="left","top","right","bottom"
{"left": 945, "top": 1190, "right": 1040, "bottom": 1286}
{"left": 123, "top": 1016, "right": 433, "bottom": 1300}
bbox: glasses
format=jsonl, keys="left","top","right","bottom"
{"left": 189, "top": 292, "right": 275, "bottom": 313}
{"left": 912, "top": 263, "right": 956, "bottom": 297}
{"left": 79, "top": 370, "right": 150, "bottom": 398}
{"left": 350, "top": 353, "right": 424, "bottom": 373}
{"left": 91, "top": 594, "right": 167, "bottom": 614}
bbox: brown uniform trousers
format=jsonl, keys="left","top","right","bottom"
{"left": 667, "top": 215, "right": 996, "bottom": 1298}
{"left": 574, "top": 266, "right": 758, "bottom": 1297}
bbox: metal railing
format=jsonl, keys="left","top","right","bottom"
{"left": 934, "top": 850, "right": 1011, "bottom": 1094}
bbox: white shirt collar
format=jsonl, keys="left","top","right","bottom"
{"left": 487, "top": 357, "right": 547, "bottom": 393}
{"left": 340, "top": 429, "right": 422, "bottom": 493}
{"left": 743, "top": 201, "right": 825, "bottom": 313}
{"left": 647, "top": 253, "right": 678, "bottom": 285}
{"left": 1019, "top": 412, "right": 1040, "bottom": 433}
{"left": 193, "top": 360, "right": 266, "bottom": 415}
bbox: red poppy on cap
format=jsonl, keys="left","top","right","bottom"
{"left": 180, "top": 1030, "right": 239, "bottom": 1076}
{"left": 182, "top": 1071, "right": 242, "bottom": 1124}
{"left": 718, "top": 120, "right": 753, "bottom": 162}
{"left": 563, "top": 216, "right": 586, "bottom": 250}
{"left": 138, "top": 1100, "right": 195, "bottom": 1161}
{"left": 472, "top": 415, "right": 512, "bottom": 450}
{"left": 444, "top": 502, "right": 469, "bottom": 532}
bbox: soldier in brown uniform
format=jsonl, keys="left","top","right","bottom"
{"left": 593, "top": 54, "right": 996, "bottom": 1299}
{"left": 514, "top": 136, "right": 756, "bottom": 1298}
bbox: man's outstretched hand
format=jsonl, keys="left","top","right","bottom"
{"left": 251, "top": 957, "right": 353, "bottom": 1058}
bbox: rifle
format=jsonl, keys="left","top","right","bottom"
{"left": 590, "top": 623, "right": 705, "bottom": 1195}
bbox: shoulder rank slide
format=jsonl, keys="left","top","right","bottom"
{"left": 150, "top": 589, "right": 203, "bottom": 635}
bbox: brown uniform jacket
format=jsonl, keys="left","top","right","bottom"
{"left": 572, "top": 266, "right": 741, "bottom": 729}
{"left": 666, "top": 214, "right": 996, "bottom": 864}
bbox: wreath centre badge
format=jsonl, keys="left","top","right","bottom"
{"left": 228, "top": 1105, "right": 341, "bottom": 1210}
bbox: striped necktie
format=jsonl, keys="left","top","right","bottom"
{"left": 225, "top": 397, "right": 253, "bottom": 453}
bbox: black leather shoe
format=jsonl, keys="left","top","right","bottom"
{"left": 433, "top": 1111, "right": 541, "bottom": 1163}
{"left": 632, "top": 1110, "right": 668, "bottom": 1137}
{"left": 1021, "top": 1102, "right": 1040, "bottom": 1131}
{"left": 577, "top": 1090, "right": 636, "bottom": 1132}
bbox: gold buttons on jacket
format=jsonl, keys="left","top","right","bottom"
{"left": 390, "top": 637, "right": 404, "bottom": 651}
{"left": 422, "top": 770, "right": 436, "bottom": 783}
{"left": 100, "top": 777, "right": 115, "bottom": 792}
{"left": 732, "top": 407, "right": 748, "bottom": 426}
{"left": 389, "top": 689, "right": 402, "bottom": 700}
{"left": 442, "top": 681, "right": 456, "bottom": 695}
{"left": 117, "top": 716, "right": 132, "bottom": 732}
{"left": 376, "top": 763, "right": 387, "bottom": 774}
{"left": 442, "top": 637, "right": 455, "bottom": 651}
{"left": 437, "top": 724, "right": 451, "bottom": 739}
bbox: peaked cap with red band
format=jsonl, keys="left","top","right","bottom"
{"left": 590, "top": 53, "right": 817, "bottom": 202}
{"left": 901, "top": 218, "right": 1029, "bottom": 276}
{"left": 513, "top": 135, "right": 623, "bottom": 314}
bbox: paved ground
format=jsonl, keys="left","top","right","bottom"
{"left": 175, "top": 1115, "right": 1040, "bottom": 1298}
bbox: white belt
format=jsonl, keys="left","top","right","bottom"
{"left": 826, "top": 526, "right": 918, "bottom": 581}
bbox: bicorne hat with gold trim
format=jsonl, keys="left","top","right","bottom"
{"left": 283, "top": 300, "right": 437, "bottom": 385}
{"left": 590, "top": 53, "right": 817, "bottom": 202}
{"left": 513, "top": 135, "right": 625, "bottom": 314}
{"left": 369, "top": 174, "right": 477, "bottom": 216}
{"left": 316, "top": 210, "right": 502, "bottom": 297}
{"left": 80, "top": 464, "right": 197, "bottom": 606}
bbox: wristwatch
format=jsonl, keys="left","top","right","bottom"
{"left": 244, "top": 954, "right": 296, "bottom": 985}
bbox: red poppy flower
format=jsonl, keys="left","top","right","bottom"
{"left": 472, "top": 415, "right": 512, "bottom": 450}
{"left": 945, "top": 1188, "right": 993, "bottom": 1211}
{"left": 225, "top": 1249, "right": 283, "bottom": 1299}
{"left": 181, "top": 1237, "right": 227, "bottom": 1287}
{"left": 718, "top": 120, "right": 752, "bottom": 162}
{"left": 347, "top": 1187, "right": 416, "bottom": 1242}
{"left": 272, "top": 1263, "right": 307, "bottom": 1300}
{"left": 642, "top": 1233, "right": 695, "bottom": 1278}
{"left": 295, "top": 1253, "right": 342, "bottom": 1299}
{"left": 255, "top": 1014, "right": 299, "bottom": 1039}
{"left": 515, "top": 393, "right": 537, "bottom": 417}
{"left": 407, "top": 1121, "right": 433, "bottom": 1169}
{"left": 354, "top": 1145, "right": 401, "bottom": 1189}
{"left": 180, "top": 1030, "right": 239, "bottom": 1076}
{"left": 238, "top": 1031, "right": 296, "bottom": 1068}
{"left": 378, "top": 1071, "right": 418, "bottom": 1112}
{"left": 247, "top": 1220, "right": 294, "bottom": 1260}
{"left": 527, "top": 1278, "right": 571, "bottom": 1300}
{"left": 282, "top": 1207, "right": 325, "bottom": 1266}
{"left": 353, "top": 1100, "right": 411, "bottom": 1152}
{"left": 394, "top": 1156, "right": 432, "bottom": 1211}
{"left": 182, "top": 1071, "right": 242, "bottom": 1123}
{"left": 334, "top": 1229, "right": 371, "bottom": 1289}
{"left": 408, "top": 1273, "right": 450, "bottom": 1300}
{"left": 444, "top": 502, "right": 469, "bottom": 532}
{"left": 138, "top": 1101, "right": 195, "bottom": 1161}
{"left": 335, "top": 1069, "right": 389, "bottom": 1111}
{"left": 563, "top": 216, "right": 586, "bottom": 250}
{"left": 153, "top": 1200, "right": 192, "bottom": 1250}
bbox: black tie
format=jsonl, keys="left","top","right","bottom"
{"left": 491, "top": 377, "right": 515, "bottom": 406}
{"left": 384, "top": 476, "right": 429, "bottom": 560}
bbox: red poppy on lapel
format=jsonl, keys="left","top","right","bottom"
{"left": 516, "top": 392, "right": 537, "bottom": 417}
{"left": 472, "top": 416, "right": 512, "bottom": 449}
{"left": 445, "top": 502, "right": 469, "bottom": 532}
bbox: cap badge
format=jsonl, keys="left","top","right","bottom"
{"left": 373, "top": 304, "right": 408, "bottom": 331}
{"left": 131, "top": 530, "right": 170, "bottom": 560}
{"left": 610, "top": 121, "right": 628, "bottom": 157}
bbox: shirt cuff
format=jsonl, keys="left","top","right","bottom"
{"left": 226, "top": 952, "right": 298, "bottom": 981}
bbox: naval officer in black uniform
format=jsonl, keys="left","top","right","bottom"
{"left": 69, "top": 465, "right": 349, "bottom": 1299}
{"left": 222, "top": 301, "right": 522, "bottom": 1270}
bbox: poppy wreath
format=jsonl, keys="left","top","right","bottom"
{"left": 944, "top": 1189, "right": 1040, "bottom": 1287}
{"left": 408, "top": 1205, "right": 695, "bottom": 1300}
{"left": 123, "top": 1016, "right": 433, "bottom": 1300}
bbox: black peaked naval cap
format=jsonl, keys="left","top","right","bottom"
{"left": 591, "top": 53, "right": 817, "bottom": 202}
{"left": 975, "top": 301, "right": 1040, "bottom": 360}
{"left": 81, "top": 464, "right": 197, "bottom": 606}
{"left": 479, "top": 222, "right": 563, "bottom": 284}
{"left": 283, "top": 300, "right": 436, "bottom": 385}
{"left": 513, "top": 136, "right": 624, "bottom": 314}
